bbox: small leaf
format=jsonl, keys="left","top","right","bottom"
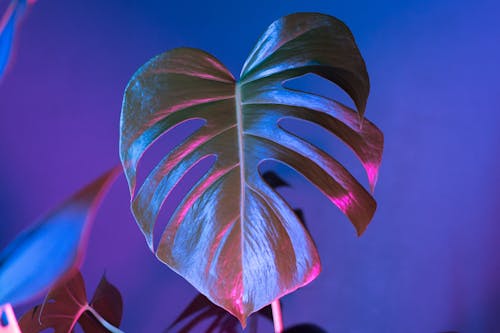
{"left": 121, "top": 12, "right": 383, "bottom": 325}
{"left": 0, "top": 167, "right": 120, "bottom": 306}
{"left": 79, "top": 274, "right": 124, "bottom": 333}
{"left": 19, "top": 271, "right": 123, "bottom": 333}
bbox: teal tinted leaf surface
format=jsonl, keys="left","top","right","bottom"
{"left": 120, "top": 13, "right": 383, "bottom": 325}
{"left": 0, "top": 167, "right": 120, "bottom": 306}
{"left": 19, "top": 271, "right": 123, "bottom": 333}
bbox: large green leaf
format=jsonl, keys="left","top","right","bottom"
{"left": 120, "top": 12, "right": 383, "bottom": 326}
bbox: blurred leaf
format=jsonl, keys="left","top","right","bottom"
{"left": 0, "top": 0, "right": 30, "bottom": 81}
{"left": 19, "top": 271, "right": 123, "bottom": 333}
{"left": 0, "top": 167, "right": 120, "bottom": 306}
{"left": 78, "top": 273, "right": 124, "bottom": 333}
{"left": 121, "top": 12, "right": 383, "bottom": 325}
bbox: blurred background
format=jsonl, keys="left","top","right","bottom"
{"left": 1, "top": 0, "right": 499, "bottom": 332}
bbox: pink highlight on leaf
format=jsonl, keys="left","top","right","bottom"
{"left": 172, "top": 163, "right": 233, "bottom": 225}
{"left": 229, "top": 282, "right": 245, "bottom": 323}
{"left": 155, "top": 125, "right": 211, "bottom": 178}
{"left": 157, "top": 64, "right": 234, "bottom": 83}
{"left": 205, "top": 216, "right": 238, "bottom": 276}
{"left": 204, "top": 56, "right": 235, "bottom": 81}
{"left": 144, "top": 97, "right": 231, "bottom": 130}
{"left": 292, "top": 259, "right": 321, "bottom": 299}
{"left": 332, "top": 193, "right": 354, "bottom": 214}
{"left": 157, "top": 162, "right": 238, "bottom": 258}
{"left": 305, "top": 261, "right": 321, "bottom": 282}
{"left": 364, "top": 161, "right": 380, "bottom": 193}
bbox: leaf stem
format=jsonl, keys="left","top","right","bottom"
{"left": 86, "top": 306, "right": 125, "bottom": 333}
{"left": 271, "top": 299, "right": 283, "bottom": 333}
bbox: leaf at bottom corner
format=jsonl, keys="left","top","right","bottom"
{"left": 19, "top": 271, "right": 123, "bottom": 333}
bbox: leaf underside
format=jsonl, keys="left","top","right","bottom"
{"left": 19, "top": 271, "right": 123, "bottom": 333}
{"left": 120, "top": 12, "right": 383, "bottom": 325}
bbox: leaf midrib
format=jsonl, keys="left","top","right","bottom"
{"left": 235, "top": 82, "right": 245, "bottom": 298}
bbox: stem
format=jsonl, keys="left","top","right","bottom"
{"left": 271, "top": 299, "right": 283, "bottom": 333}
{"left": 86, "top": 306, "right": 125, "bottom": 333}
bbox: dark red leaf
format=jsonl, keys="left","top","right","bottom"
{"left": 19, "top": 271, "right": 123, "bottom": 333}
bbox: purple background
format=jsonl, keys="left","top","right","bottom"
{"left": 1, "top": 0, "right": 499, "bottom": 332}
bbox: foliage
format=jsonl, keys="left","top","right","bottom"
{"left": 19, "top": 271, "right": 123, "bottom": 333}
{"left": 120, "top": 12, "right": 383, "bottom": 325}
{"left": 0, "top": 11, "right": 386, "bottom": 332}
{"left": 0, "top": 0, "right": 34, "bottom": 81}
{"left": 167, "top": 172, "right": 310, "bottom": 333}
{"left": 0, "top": 168, "right": 120, "bottom": 306}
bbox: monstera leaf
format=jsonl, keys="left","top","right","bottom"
{"left": 19, "top": 271, "right": 123, "bottom": 333}
{"left": 0, "top": 167, "right": 120, "bottom": 306}
{"left": 120, "top": 12, "right": 383, "bottom": 325}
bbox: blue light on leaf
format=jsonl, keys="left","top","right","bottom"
{"left": 0, "top": 167, "right": 120, "bottom": 306}
{"left": 120, "top": 13, "right": 384, "bottom": 325}
{"left": 0, "top": 0, "right": 29, "bottom": 81}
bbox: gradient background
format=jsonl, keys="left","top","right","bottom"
{"left": 1, "top": 0, "right": 499, "bottom": 332}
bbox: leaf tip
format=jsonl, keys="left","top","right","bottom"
{"left": 356, "top": 225, "right": 367, "bottom": 237}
